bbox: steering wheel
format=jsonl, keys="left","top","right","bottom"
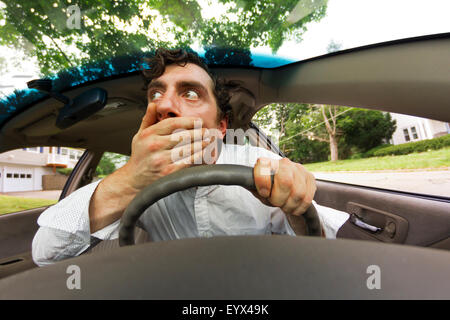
{"left": 118, "top": 164, "right": 322, "bottom": 246}
{"left": 2, "top": 164, "right": 450, "bottom": 299}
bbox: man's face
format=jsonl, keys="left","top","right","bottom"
{"left": 146, "top": 63, "right": 227, "bottom": 136}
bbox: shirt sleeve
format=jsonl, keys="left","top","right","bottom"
{"left": 313, "top": 200, "right": 349, "bottom": 239}
{"left": 269, "top": 201, "right": 349, "bottom": 238}
{"left": 32, "top": 179, "right": 120, "bottom": 267}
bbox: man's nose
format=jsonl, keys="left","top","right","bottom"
{"left": 155, "top": 92, "right": 181, "bottom": 121}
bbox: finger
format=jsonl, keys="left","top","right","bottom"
{"left": 292, "top": 171, "right": 316, "bottom": 216}
{"left": 168, "top": 135, "right": 214, "bottom": 164}
{"left": 253, "top": 158, "right": 273, "bottom": 198}
{"left": 269, "top": 159, "right": 294, "bottom": 208}
{"left": 281, "top": 166, "right": 307, "bottom": 215}
{"left": 172, "top": 144, "right": 209, "bottom": 166}
{"left": 138, "top": 103, "right": 157, "bottom": 132}
{"left": 166, "top": 128, "right": 210, "bottom": 149}
{"left": 150, "top": 117, "right": 203, "bottom": 136}
{"left": 140, "top": 128, "right": 210, "bottom": 154}
{"left": 161, "top": 146, "right": 207, "bottom": 176}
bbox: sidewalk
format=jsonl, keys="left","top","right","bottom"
{"left": 0, "top": 190, "right": 62, "bottom": 200}
{"left": 313, "top": 170, "right": 450, "bottom": 197}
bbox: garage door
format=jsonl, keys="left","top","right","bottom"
{"left": 4, "top": 167, "right": 34, "bottom": 192}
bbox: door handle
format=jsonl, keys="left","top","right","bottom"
{"left": 350, "top": 214, "right": 383, "bottom": 233}
{"left": 346, "top": 202, "right": 409, "bottom": 243}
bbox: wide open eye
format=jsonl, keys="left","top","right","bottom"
{"left": 183, "top": 89, "right": 199, "bottom": 100}
{"left": 150, "top": 91, "right": 162, "bottom": 101}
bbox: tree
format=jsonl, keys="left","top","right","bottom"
{"left": 95, "top": 152, "right": 129, "bottom": 176}
{"left": 308, "top": 40, "right": 346, "bottom": 161}
{"left": 318, "top": 105, "right": 344, "bottom": 161}
{"left": 277, "top": 103, "right": 349, "bottom": 162}
{"left": 337, "top": 108, "right": 397, "bottom": 152}
{"left": 0, "top": 0, "right": 329, "bottom": 75}
{"left": 95, "top": 152, "right": 116, "bottom": 176}
{"left": 326, "top": 39, "right": 342, "bottom": 53}
{"left": 254, "top": 103, "right": 397, "bottom": 164}
{"left": 253, "top": 103, "right": 330, "bottom": 163}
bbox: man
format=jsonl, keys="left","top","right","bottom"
{"left": 32, "top": 48, "right": 349, "bottom": 266}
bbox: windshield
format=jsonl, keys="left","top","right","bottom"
{"left": 0, "top": 0, "right": 449, "bottom": 125}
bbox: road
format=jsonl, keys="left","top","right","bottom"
{"left": 313, "top": 170, "right": 450, "bottom": 197}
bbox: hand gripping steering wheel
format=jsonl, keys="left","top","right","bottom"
{"left": 119, "top": 164, "right": 322, "bottom": 246}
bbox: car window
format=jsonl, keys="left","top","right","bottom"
{"left": 253, "top": 103, "right": 450, "bottom": 198}
{"left": 93, "top": 152, "right": 130, "bottom": 182}
{"left": 2, "top": 1, "right": 449, "bottom": 125}
{"left": 0, "top": 146, "right": 85, "bottom": 215}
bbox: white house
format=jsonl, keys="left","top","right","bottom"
{"left": 389, "top": 113, "right": 450, "bottom": 145}
{"left": 0, "top": 147, "right": 84, "bottom": 192}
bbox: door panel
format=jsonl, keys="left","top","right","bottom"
{"left": 0, "top": 207, "right": 45, "bottom": 260}
{"left": 0, "top": 207, "right": 49, "bottom": 278}
{"left": 0, "top": 252, "right": 36, "bottom": 279}
{"left": 0, "top": 150, "right": 98, "bottom": 279}
{"left": 314, "top": 180, "right": 450, "bottom": 249}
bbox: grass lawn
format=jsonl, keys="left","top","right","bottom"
{"left": 303, "top": 147, "right": 450, "bottom": 172}
{"left": 0, "top": 196, "right": 57, "bottom": 215}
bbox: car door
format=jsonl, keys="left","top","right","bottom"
{"left": 316, "top": 180, "right": 450, "bottom": 249}
{"left": 0, "top": 148, "right": 101, "bottom": 279}
{"left": 250, "top": 34, "right": 450, "bottom": 250}
{"left": 251, "top": 121, "right": 450, "bottom": 249}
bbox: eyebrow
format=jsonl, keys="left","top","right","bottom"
{"left": 147, "top": 80, "right": 210, "bottom": 95}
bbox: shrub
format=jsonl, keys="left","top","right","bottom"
{"left": 56, "top": 168, "right": 73, "bottom": 176}
{"left": 363, "top": 144, "right": 392, "bottom": 158}
{"left": 368, "top": 134, "right": 450, "bottom": 157}
{"left": 349, "top": 152, "right": 364, "bottom": 160}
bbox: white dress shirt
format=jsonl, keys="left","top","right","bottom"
{"left": 32, "top": 143, "right": 349, "bottom": 267}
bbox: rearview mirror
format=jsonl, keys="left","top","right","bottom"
{"left": 55, "top": 88, "right": 108, "bottom": 129}
{"left": 27, "top": 79, "right": 108, "bottom": 129}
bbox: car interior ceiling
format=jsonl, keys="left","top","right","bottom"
{"left": 0, "top": 35, "right": 449, "bottom": 156}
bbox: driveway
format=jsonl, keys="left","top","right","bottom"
{"left": 313, "top": 169, "right": 450, "bottom": 197}
{"left": 0, "top": 190, "right": 62, "bottom": 200}
{"left": 2, "top": 170, "right": 449, "bottom": 200}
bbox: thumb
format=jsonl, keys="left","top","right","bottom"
{"left": 139, "top": 103, "right": 157, "bottom": 132}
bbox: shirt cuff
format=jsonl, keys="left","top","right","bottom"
{"left": 313, "top": 200, "right": 349, "bottom": 239}
{"left": 37, "top": 178, "right": 119, "bottom": 240}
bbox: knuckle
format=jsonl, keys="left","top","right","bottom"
{"left": 303, "top": 195, "right": 313, "bottom": 206}
{"left": 161, "top": 165, "right": 176, "bottom": 176}
{"left": 147, "top": 139, "right": 162, "bottom": 152}
{"left": 280, "top": 158, "right": 291, "bottom": 166}
{"left": 309, "top": 172, "right": 317, "bottom": 185}
{"left": 132, "top": 133, "right": 139, "bottom": 144}
{"left": 293, "top": 189, "right": 306, "bottom": 203}
{"left": 269, "top": 196, "right": 284, "bottom": 208}
{"left": 167, "top": 119, "right": 177, "bottom": 131}
{"left": 277, "top": 173, "right": 293, "bottom": 189}
{"left": 254, "top": 175, "right": 270, "bottom": 188}
{"left": 282, "top": 204, "right": 294, "bottom": 214}
{"left": 150, "top": 153, "right": 167, "bottom": 168}
{"left": 292, "top": 207, "right": 305, "bottom": 216}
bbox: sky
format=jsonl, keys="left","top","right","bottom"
{"left": 1, "top": 0, "right": 449, "bottom": 96}
{"left": 254, "top": 0, "right": 450, "bottom": 60}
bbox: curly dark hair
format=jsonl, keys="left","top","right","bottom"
{"left": 142, "top": 48, "right": 233, "bottom": 123}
